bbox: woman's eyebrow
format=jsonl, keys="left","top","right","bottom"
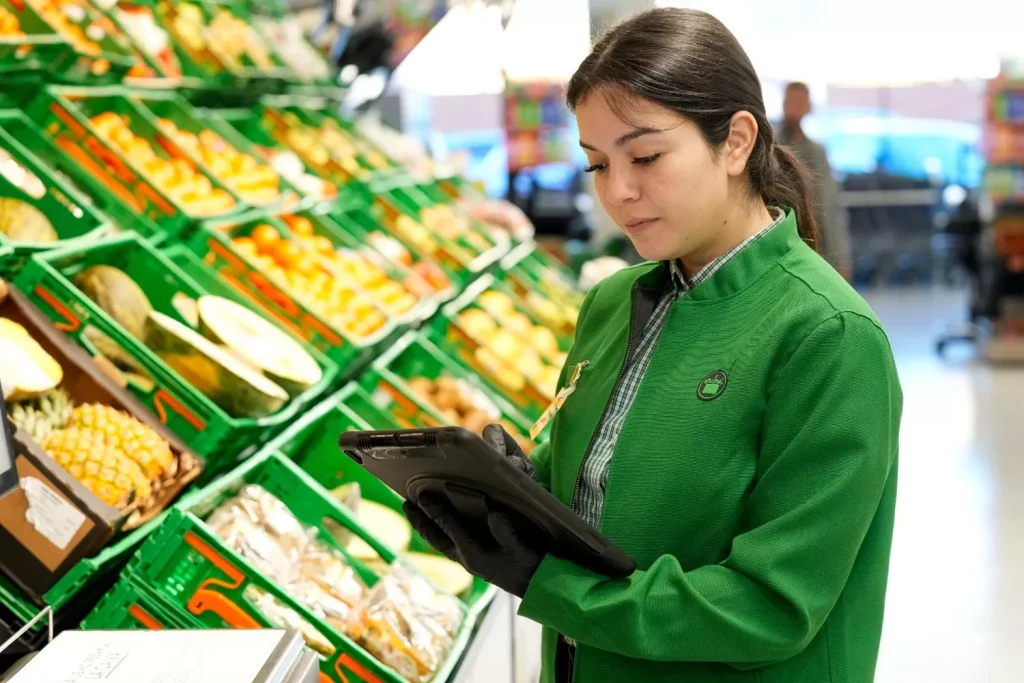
{"left": 579, "top": 127, "right": 666, "bottom": 151}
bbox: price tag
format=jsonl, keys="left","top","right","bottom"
{"left": 530, "top": 361, "right": 588, "bottom": 441}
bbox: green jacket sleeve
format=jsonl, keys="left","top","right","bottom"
{"left": 529, "top": 280, "right": 602, "bottom": 493}
{"left": 518, "top": 312, "right": 902, "bottom": 665}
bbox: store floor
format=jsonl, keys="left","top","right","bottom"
{"left": 867, "top": 288, "right": 1024, "bottom": 682}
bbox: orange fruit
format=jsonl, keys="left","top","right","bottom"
{"left": 251, "top": 224, "right": 281, "bottom": 252}
{"left": 284, "top": 215, "right": 314, "bottom": 237}
{"left": 271, "top": 240, "right": 303, "bottom": 269}
{"left": 311, "top": 235, "right": 334, "bottom": 255}
{"left": 232, "top": 236, "right": 257, "bottom": 256}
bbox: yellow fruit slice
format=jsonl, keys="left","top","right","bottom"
{"left": 403, "top": 551, "right": 473, "bottom": 596}
{"left": 344, "top": 499, "right": 412, "bottom": 560}
{"left": 0, "top": 319, "right": 63, "bottom": 401}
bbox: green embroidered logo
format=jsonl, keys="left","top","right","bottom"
{"left": 697, "top": 370, "right": 728, "bottom": 401}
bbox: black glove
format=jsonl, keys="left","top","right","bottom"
{"left": 482, "top": 423, "right": 537, "bottom": 481}
{"left": 403, "top": 492, "right": 543, "bottom": 598}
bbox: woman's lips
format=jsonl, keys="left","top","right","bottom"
{"left": 623, "top": 218, "right": 659, "bottom": 233}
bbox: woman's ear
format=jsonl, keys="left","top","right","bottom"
{"left": 724, "top": 111, "right": 759, "bottom": 177}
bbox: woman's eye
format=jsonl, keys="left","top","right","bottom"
{"left": 632, "top": 154, "right": 661, "bottom": 167}
{"left": 584, "top": 163, "right": 607, "bottom": 174}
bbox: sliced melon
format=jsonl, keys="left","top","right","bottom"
{"left": 144, "top": 310, "right": 288, "bottom": 418}
{"left": 343, "top": 499, "right": 412, "bottom": 560}
{"left": 0, "top": 318, "right": 63, "bottom": 401}
{"left": 196, "top": 296, "right": 322, "bottom": 397}
{"left": 75, "top": 265, "right": 153, "bottom": 340}
{"left": 403, "top": 552, "right": 473, "bottom": 596}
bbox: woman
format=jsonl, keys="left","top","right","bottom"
{"left": 404, "top": 8, "right": 902, "bottom": 683}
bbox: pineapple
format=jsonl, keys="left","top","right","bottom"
{"left": 43, "top": 427, "right": 153, "bottom": 509}
{"left": 7, "top": 389, "right": 73, "bottom": 443}
{"left": 67, "top": 404, "right": 176, "bottom": 481}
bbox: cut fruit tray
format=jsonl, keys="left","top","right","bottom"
{"left": 25, "top": 86, "right": 246, "bottom": 240}
{"left": 87, "top": 451, "right": 479, "bottom": 683}
{"left": 0, "top": 109, "right": 112, "bottom": 279}
{"left": 14, "top": 232, "right": 337, "bottom": 471}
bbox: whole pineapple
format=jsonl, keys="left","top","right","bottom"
{"left": 67, "top": 404, "right": 176, "bottom": 481}
{"left": 43, "top": 427, "right": 153, "bottom": 509}
{"left": 7, "top": 389, "right": 72, "bottom": 443}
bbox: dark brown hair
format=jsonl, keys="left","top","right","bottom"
{"left": 567, "top": 8, "right": 818, "bottom": 248}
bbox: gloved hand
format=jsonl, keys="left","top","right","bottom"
{"left": 482, "top": 423, "right": 537, "bottom": 481}
{"left": 403, "top": 492, "right": 543, "bottom": 598}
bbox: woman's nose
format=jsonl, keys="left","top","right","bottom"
{"left": 604, "top": 166, "right": 640, "bottom": 205}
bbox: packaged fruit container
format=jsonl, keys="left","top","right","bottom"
{"left": 103, "top": 451, "right": 477, "bottom": 683}
{"left": 0, "top": 109, "right": 112, "bottom": 278}
{"left": 0, "top": 0, "right": 69, "bottom": 83}
{"left": 184, "top": 211, "right": 411, "bottom": 372}
{"left": 498, "top": 240, "right": 583, "bottom": 344}
{"left": 26, "top": 86, "right": 244, "bottom": 239}
{"left": 0, "top": 282, "right": 203, "bottom": 602}
{"left": 14, "top": 232, "right": 336, "bottom": 471}
{"left": 5, "top": 0, "right": 137, "bottom": 84}
{"left": 427, "top": 274, "right": 567, "bottom": 419}
{"left": 127, "top": 89, "right": 300, "bottom": 211}
{"left": 258, "top": 382, "right": 499, "bottom": 620}
{"left": 105, "top": 0, "right": 186, "bottom": 84}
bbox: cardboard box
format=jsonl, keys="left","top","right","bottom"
{"left": 0, "top": 284, "right": 202, "bottom": 602}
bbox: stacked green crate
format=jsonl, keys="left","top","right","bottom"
{"left": 84, "top": 451, "right": 479, "bottom": 683}
{"left": 15, "top": 232, "right": 338, "bottom": 472}
{"left": 497, "top": 240, "right": 584, "bottom": 345}
{"left": 24, "top": 86, "right": 246, "bottom": 242}
{"left": 0, "top": 109, "right": 112, "bottom": 278}
{"left": 0, "top": 0, "right": 68, "bottom": 86}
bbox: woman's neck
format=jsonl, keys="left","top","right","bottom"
{"left": 678, "top": 202, "right": 775, "bottom": 278}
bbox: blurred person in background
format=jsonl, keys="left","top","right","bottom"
{"left": 778, "top": 82, "right": 853, "bottom": 280}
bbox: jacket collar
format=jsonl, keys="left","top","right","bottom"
{"left": 633, "top": 208, "right": 804, "bottom": 301}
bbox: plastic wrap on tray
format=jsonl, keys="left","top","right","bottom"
{"left": 348, "top": 564, "right": 464, "bottom": 683}
{"left": 244, "top": 585, "right": 336, "bottom": 656}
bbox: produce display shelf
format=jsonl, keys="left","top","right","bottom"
{"left": 15, "top": 232, "right": 335, "bottom": 471}
{"left": 25, "top": 85, "right": 248, "bottom": 241}
{"left": 0, "top": 109, "right": 113, "bottom": 278}
{"left": 0, "top": 0, "right": 137, "bottom": 86}
{"left": 102, "top": 451, "right": 477, "bottom": 683}
{"left": 184, "top": 210, "right": 403, "bottom": 375}
{"left": 427, "top": 274, "right": 565, "bottom": 420}
{"left": 497, "top": 240, "right": 583, "bottom": 344}
{"left": 0, "top": 0, "right": 68, "bottom": 84}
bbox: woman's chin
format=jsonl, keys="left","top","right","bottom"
{"left": 629, "top": 237, "right": 675, "bottom": 263}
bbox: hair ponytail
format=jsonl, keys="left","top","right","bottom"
{"left": 567, "top": 7, "right": 819, "bottom": 252}
{"left": 765, "top": 145, "right": 818, "bottom": 250}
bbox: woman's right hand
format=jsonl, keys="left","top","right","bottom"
{"left": 482, "top": 423, "right": 537, "bottom": 481}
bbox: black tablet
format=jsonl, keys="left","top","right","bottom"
{"left": 339, "top": 426, "right": 636, "bottom": 579}
{"left": 0, "top": 381, "right": 20, "bottom": 500}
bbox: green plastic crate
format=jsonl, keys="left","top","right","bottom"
{"left": 183, "top": 211, "right": 401, "bottom": 373}
{"left": 117, "top": 451, "right": 477, "bottom": 683}
{"left": 0, "top": 110, "right": 113, "bottom": 278}
{"left": 127, "top": 90, "right": 302, "bottom": 213}
{"left": 0, "top": 0, "right": 68, "bottom": 83}
{"left": 81, "top": 571, "right": 192, "bottom": 631}
{"left": 426, "top": 274, "right": 564, "bottom": 419}
{"left": 14, "top": 232, "right": 334, "bottom": 471}
{"left": 496, "top": 240, "right": 583, "bottom": 345}
{"left": 102, "top": 1, "right": 187, "bottom": 84}
{"left": 25, "top": 86, "right": 246, "bottom": 240}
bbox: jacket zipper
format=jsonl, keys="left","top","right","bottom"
{"left": 569, "top": 282, "right": 641, "bottom": 512}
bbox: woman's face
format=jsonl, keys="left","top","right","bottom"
{"left": 575, "top": 92, "right": 732, "bottom": 263}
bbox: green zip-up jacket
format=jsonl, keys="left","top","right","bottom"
{"left": 519, "top": 210, "right": 902, "bottom": 683}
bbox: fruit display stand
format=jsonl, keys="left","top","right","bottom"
{"left": 14, "top": 232, "right": 336, "bottom": 472}
{"left": 251, "top": 15, "right": 342, "bottom": 96}
{"left": 103, "top": 0, "right": 186, "bottom": 86}
{"left": 0, "top": 109, "right": 112, "bottom": 278}
{"left": 24, "top": 86, "right": 246, "bottom": 241}
{"left": 0, "top": 0, "right": 68, "bottom": 86}
{"left": 0, "top": 0, "right": 137, "bottom": 86}
{"left": 83, "top": 450, "right": 479, "bottom": 683}
{"left": 498, "top": 240, "right": 583, "bottom": 344}
{"left": 255, "top": 381, "right": 499, "bottom": 621}
{"left": 359, "top": 331, "right": 535, "bottom": 448}
{"left": 185, "top": 212, "right": 404, "bottom": 375}
{"left": 426, "top": 274, "right": 565, "bottom": 420}
{"left": 0, "top": 282, "right": 203, "bottom": 605}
